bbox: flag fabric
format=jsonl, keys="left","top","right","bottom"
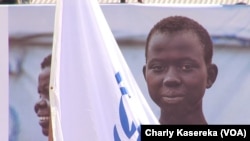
{"left": 50, "top": 0, "right": 159, "bottom": 141}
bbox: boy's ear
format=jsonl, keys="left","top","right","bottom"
{"left": 143, "top": 65, "right": 146, "bottom": 80}
{"left": 206, "top": 64, "right": 218, "bottom": 88}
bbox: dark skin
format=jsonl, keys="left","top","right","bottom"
{"left": 143, "top": 31, "right": 217, "bottom": 124}
{"left": 34, "top": 66, "right": 51, "bottom": 136}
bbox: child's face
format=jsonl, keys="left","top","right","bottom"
{"left": 144, "top": 31, "right": 209, "bottom": 114}
{"left": 35, "top": 66, "right": 51, "bottom": 136}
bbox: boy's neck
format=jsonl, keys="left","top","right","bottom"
{"left": 159, "top": 105, "right": 207, "bottom": 125}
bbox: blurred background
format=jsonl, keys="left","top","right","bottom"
{"left": 4, "top": 1, "right": 250, "bottom": 141}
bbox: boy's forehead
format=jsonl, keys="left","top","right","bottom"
{"left": 39, "top": 67, "right": 51, "bottom": 78}
{"left": 150, "top": 30, "right": 202, "bottom": 46}
{"left": 147, "top": 30, "right": 205, "bottom": 59}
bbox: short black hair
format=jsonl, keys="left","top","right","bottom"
{"left": 145, "top": 16, "right": 213, "bottom": 65}
{"left": 41, "top": 54, "right": 52, "bottom": 69}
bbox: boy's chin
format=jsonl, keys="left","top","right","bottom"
{"left": 42, "top": 128, "right": 49, "bottom": 136}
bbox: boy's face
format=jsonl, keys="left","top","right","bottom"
{"left": 34, "top": 66, "right": 51, "bottom": 136}
{"left": 143, "top": 31, "right": 209, "bottom": 114}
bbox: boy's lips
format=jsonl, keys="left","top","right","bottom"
{"left": 162, "top": 95, "right": 184, "bottom": 104}
{"left": 39, "top": 116, "right": 50, "bottom": 121}
{"left": 38, "top": 116, "right": 50, "bottom": 126}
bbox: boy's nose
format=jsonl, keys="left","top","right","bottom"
{"left": 163, "top": 67, "right": 181, "bottom": 87}
{"left": 34, "top": 98, "right": 49, "bottom": 113}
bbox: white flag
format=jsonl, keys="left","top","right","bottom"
{"left": 50, "top": 0, "right": 159, "bottom": 141}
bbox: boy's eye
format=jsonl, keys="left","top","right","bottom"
{"left": 181, "top": 64, "right": 193, "bottom": 71}
{"left": 151, "top": 65, "right": 165, "bottom": 72}
{"left": 38, "top": 88, "right": 49, "bottom": 95}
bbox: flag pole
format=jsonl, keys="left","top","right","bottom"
{"left": 49, "top": 0, "right": 64, "bottom": 140}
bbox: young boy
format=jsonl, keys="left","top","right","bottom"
{"left": 34, "top": 54, "right": 53, "bottom": 140}
{"left": 143, "top": 16, "right": 218, "bottom": 124}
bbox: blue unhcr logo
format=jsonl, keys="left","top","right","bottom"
{"left": 113, "top": 72, "right": 141, "bottom": 141}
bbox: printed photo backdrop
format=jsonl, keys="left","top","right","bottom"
{"left": 8, "top": 6, "right": 54, "bottom": 141}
